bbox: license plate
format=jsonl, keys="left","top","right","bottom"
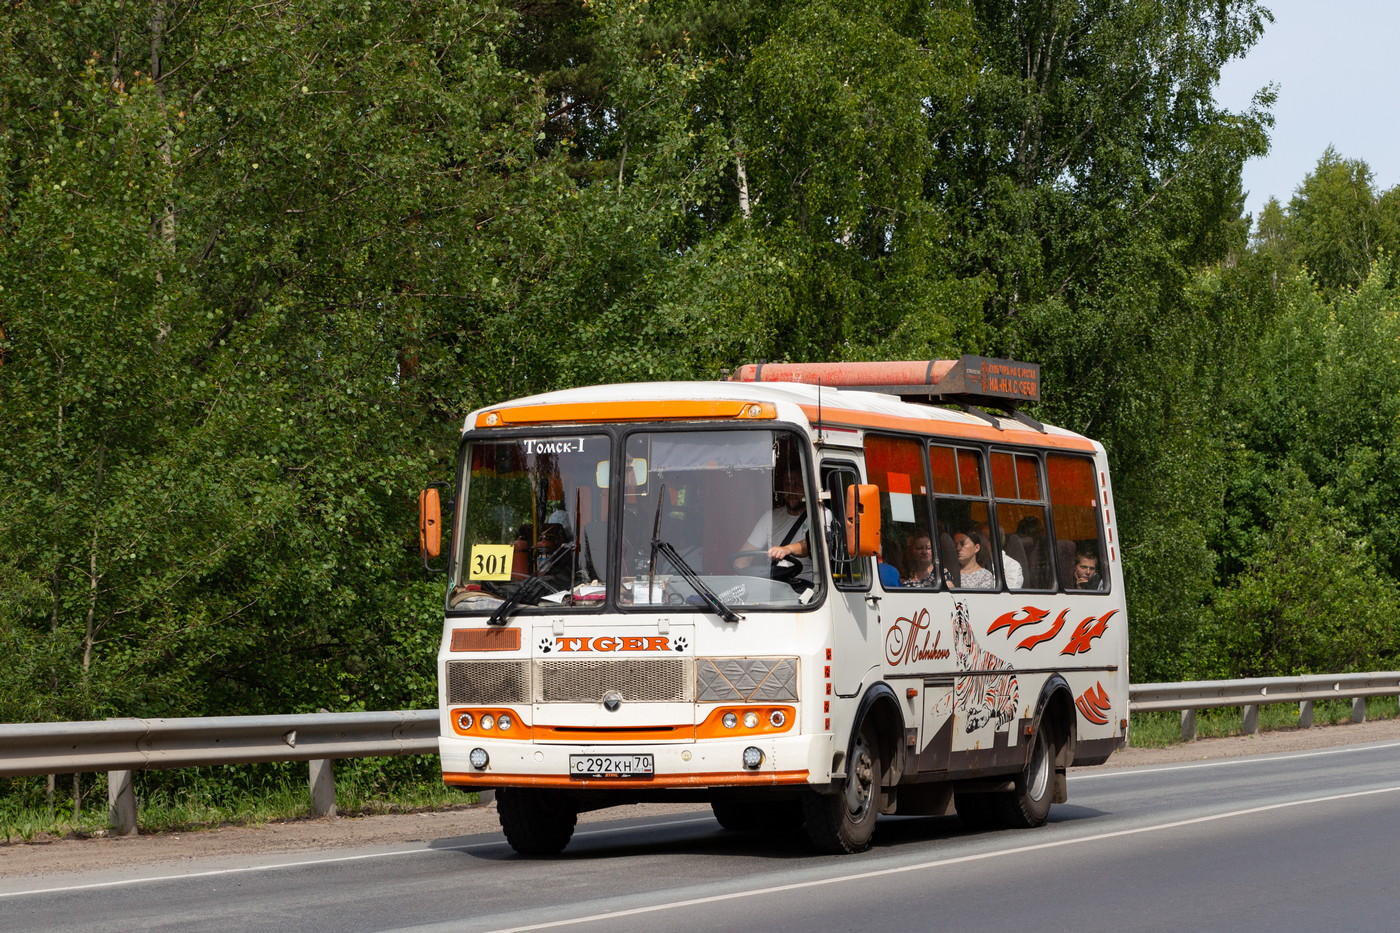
{"left": 569, "top": 753, "right": 655, "bottom": 779}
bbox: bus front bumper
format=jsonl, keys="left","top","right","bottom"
{"left": 440, "top": 732, "right": 832, "bottom": 790}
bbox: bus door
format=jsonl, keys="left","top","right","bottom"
{"left": 822, "top": 459, "right": 881, "bottom": 699}
{"left": 861, "top": 433, "right": 957, "bottom": 773}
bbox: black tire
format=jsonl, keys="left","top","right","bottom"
{"left": 995, "top": 726, "right": 1055, "bottom": 829}
{"left": 711, "top": 798, "right": 805, "bottom": 833}
{"left": 804, "top": 720, "right": 881, "bottom": 854}
{"left": 496, "top": 788, "right": 578, "bottom": 856}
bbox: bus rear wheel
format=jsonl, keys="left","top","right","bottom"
{"left": 995, "top": 724, "right": 1055, "bottom": 828}
{"left": 497, "top": 788, "right": 578, "bottom": 856}
{"left": 803, "top": 720, "right": 880, "bottom": 854}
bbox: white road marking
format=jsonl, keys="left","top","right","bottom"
{"left": 0, "top": 818, "right": 717, "bottom": 899}
{"left": 1069, "top": 739, "right": 1400, "bottom": 780}
{"left": 8, "top": 740, "right": 1398, "bottom": 905}
{"left": 482, "top": 784, "right": 1400, "bottom": 932}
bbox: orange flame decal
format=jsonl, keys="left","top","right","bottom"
{"left": 988, "top": 606, "right": 1051, "bottom": 637}
{"left": 1075, "top": 682, "right": 1112, "bottom": 725}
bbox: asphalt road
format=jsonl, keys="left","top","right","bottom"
{"left": 6, "top": 738, "right": 1400, "bottom": 933}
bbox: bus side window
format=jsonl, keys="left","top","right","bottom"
{"left": 929, "top": 444, "right": 995, "bottom": 590}
{"left": 1047, "top": 453, "right": 1108, "bottom": 592}
{"left": 823, "top": 464, "right": 866, "bottom": 588}
{"left": 991, "top": 450, "right": 1053, "bottom": 591}
{"left": 864, "top": 435, "right": 935, "bottom": 589}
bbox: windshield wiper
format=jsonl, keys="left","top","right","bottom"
{"left": 652, "top": 539, "right": 744, "bottom": 624}
{"left": 486, "top": 544, "right": 574, "bottom": 627}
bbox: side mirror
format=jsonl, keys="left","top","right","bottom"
{"left": 419, "top": 487, "right": 442, "bottom": 558}
{"left": 419, "top": 486, "right": 444, "bottom": 572}
{"left": 846, "top": 484, "right": 881, "bottom": 559}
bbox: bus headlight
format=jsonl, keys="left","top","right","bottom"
{"left": 497, "top": 713, "right": 513, "bottom": 731}
{"left": 722, "top": 712, "right": 738, "bottom": 729}
{"left": 743, "top": 711, "right": 759, "bottom": 729}
{"left": 480, "top": 714, "right": 495, "bottom": 731}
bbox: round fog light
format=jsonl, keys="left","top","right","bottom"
{"left": 769, "top": 710, "right": 786, "bottom": 728}
{"left": 742, "top": 746, "right": 764, "bottom": 770}
{"left": 469, "top": 747, "right": 489, "bottom": 770}
{"left": 743, "top": 711, "right": 759, "bottom": 729}
{"left": 456, "top": 711, "right": 474, "bottom": 731}
{"left": 722, "top": 712, "right": 738, "bottom": 729}
{"left": 497, "top": 713, "right": 513, "bottom": 731}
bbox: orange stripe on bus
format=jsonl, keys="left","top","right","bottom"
{"left": 443, "top": 770, "right": 810, "bottom": 789}
{"left": 531, "top": 724, "right": 694, "bottom": 741}
{"left": 476, "top": 400, "right": 776, "bottom": 427}
{"left": 800, "top": 405, "right": 1097, "bottom": 451}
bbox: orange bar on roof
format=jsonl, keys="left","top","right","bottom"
{"left": 729, "top": 360, "right": 959, "bottom": 388}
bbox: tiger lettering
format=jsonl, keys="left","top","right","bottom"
{"left": 952, "top": 602, "right": 1020, "bottom": 733}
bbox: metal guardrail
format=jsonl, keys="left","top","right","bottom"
{"left": 0, "top": 711, "right": 440, "bottom": 836}
{"left": 1129, "top": 672, "right": 1400, "bottom": 741}
{"left": 0, "top": 711, "right": 439, "bottom": 778}
{"left": 5, "top": 673, "right": 1400, "bottom": 835}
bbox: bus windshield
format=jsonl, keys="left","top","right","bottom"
{"left": 448, "top": 428, "right": 823, "bottom": 614}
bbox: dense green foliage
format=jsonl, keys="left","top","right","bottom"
{"left": 4, "top": 0, "right": 1400, "bottom": 758}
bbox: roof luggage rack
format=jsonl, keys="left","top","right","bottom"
{"left": 727, "top": 355, "right": 1044, "bottom": 432}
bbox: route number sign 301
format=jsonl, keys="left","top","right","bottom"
{"left": 470, "top": 545, "right": 514, "bottom": 581}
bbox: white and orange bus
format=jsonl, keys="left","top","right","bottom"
{"left": 419, "top": 356, "right": 1128, "bottom": 854}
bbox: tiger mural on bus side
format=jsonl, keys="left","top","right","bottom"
{"left": 952, "top": 602, "right": 1019, "bottom": 733}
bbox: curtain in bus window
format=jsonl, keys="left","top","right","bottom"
{"left": 991, "top": 451, "right": 1052, "bottom": 591}
{"left": 930, "top": 445, "right": 995, "bottom": 590}
{"left": 864, "top": 435, "right": 934, "bottom": 588}
{"left": 1047, "top": 453, "right": 1107, "bottom": 592}
{"left": 928, "top": 444, "right": 958, "bottom": 495}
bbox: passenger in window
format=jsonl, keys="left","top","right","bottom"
{"left": 1016, "top": 515, "right": 1051, "bottom": 587}
{"left": 901, "top": 532, "right": 939, "bottom": 587}
{"left": 977, "top": 521, "right": 1022, "bottom": 588}
{"left": 876, "top": 542, "right": 902, "bottom": 588}
{"left": 1069, "top": 545, "right": 1103, "bottom": 590}
{"left": 952, "top": 531, "right": 995, "bottom": 589}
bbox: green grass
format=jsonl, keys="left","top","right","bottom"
{"left": 1, "top": 767, "right": 482, "bottom": 844}
{"left": 1129, "top": 696, "right": 1400, "bottom": 747}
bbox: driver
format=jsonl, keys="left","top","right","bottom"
{"left": 738, "top": 469, "right": 820, "bottom": 581}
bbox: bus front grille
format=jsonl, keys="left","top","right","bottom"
{"left": 538, "top": 658, "right": 692, "bottom": 703}
{"left": 444, "top": 660, "right": 530, "bottom": 705}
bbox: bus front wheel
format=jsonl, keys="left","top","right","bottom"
{"left": 803, "top": 720, "right": 881, "bottom": 853}
{"left": 497, "top": 788, "right": 577, "bottom": 856}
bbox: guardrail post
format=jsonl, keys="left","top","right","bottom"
{"left": 108, "top": 769, "right": 138, "bottom": 836}
{"left": 1352, "top": 697, "right": 1367, "bottom": 723}
{"left": 1180, "top": 709, "right": 1196, "bottom": 742}
{"left": 1298, "top": 700, "right": 1314, "bottom": 729}
{"left": 309, "top": 759, "right": 337, "bottom": 817}
{"left": 1242, "top": 704, "right": 1259, "bottom": 734}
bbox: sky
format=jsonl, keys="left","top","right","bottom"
{"left": 1214, "top": 0, "right": 1400, "bottom": 221}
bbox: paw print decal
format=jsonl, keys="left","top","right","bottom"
{"left": 538, "top": 637, "right": 553, "bottom": 654}
{"left": 673, "top": 636, "right": 688, "bottom": 653}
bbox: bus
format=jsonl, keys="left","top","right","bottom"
{"left": 418, "top": 356, "right": 1128, "bottom": 855}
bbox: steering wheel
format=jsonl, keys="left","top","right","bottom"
{"left": 729, "top": 549, "right": 803, "bottom": 583}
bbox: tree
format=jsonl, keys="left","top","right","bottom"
{"left": 1287, "top": 147, "right": 1393, "bottom": 294}
{"left": 0, "top": 0, "right": 568, "bottom": 721}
